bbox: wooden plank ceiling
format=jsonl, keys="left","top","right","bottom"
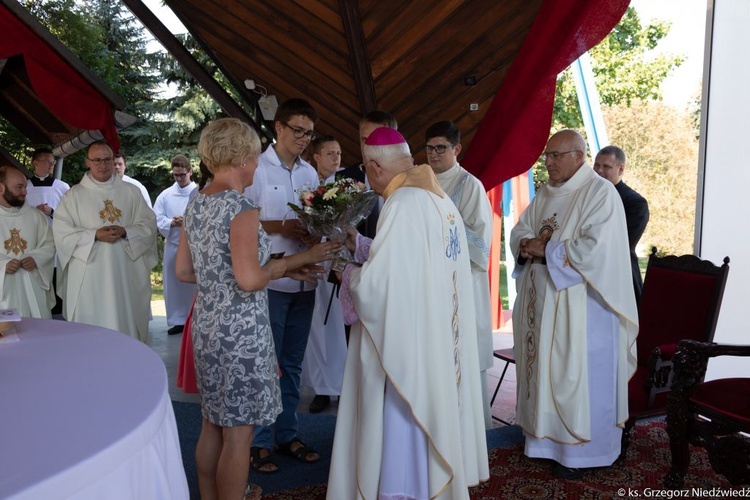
{"left": 165, "top": 0, "right": 543, "bottom": 167}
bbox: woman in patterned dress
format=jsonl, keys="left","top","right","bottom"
{"left": 176, "top": 118, "right": 340, "bottom": 500}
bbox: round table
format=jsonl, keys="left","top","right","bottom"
{"left": 0, "top": 318, "right": 188, "bottom": 499}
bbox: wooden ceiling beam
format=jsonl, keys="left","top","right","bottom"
{"left": 339, "top": 0, "right": 377, "bottom": 116}
{"left": 120, "top": 0, "right": 263, "bottom": 135}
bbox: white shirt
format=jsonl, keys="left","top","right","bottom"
{"left": 244, "top": 146, "right": 319, "bottom": 293}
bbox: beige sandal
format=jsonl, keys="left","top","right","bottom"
{"left": 244, "top": 482, "right": 262, "bottom": 500}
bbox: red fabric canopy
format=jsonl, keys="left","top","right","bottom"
{"left": 462, "top": 0, "right": 630, "bottom": 190}
{"left": 0, "top": 4, "right": 120, "bottom": 152}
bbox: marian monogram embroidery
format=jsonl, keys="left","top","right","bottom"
{"left": 539, "top": 213, "right": 559, "bottom": 241}
{"left": 444, "top": 213, "right": 461, "bottom": 261}
{"left": 99, "top": 199, "right": 122, "bottom": 223}
{"left": 4, "top": 228, "right": 27, "bottom": 255}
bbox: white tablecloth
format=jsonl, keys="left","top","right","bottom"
{"left": 0, "top": 318, "right": 189, "bottom": 499}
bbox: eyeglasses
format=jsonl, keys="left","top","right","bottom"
{"left": 541, "top": 150, "right": 578, "bottom": 160}
{"left": 87, "top": 157, "right": 114, "bottom": 165}
{"left": 282, "top": 122, "right": 317, "bottom": 140}
{"left": 424, "top": 144, "right": 452, "bottom": 154}
{"left": 33, "top": 159, "right": 56, "bottom": 165}
{"left": 173, "top": 173, "right": 188, "bottom": 178}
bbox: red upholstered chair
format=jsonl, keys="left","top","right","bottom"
{"left": 664, "top": 339, "right": 750, "bottom": 488}
{"left": 620, "top": 248, "right": 730, "bottom": 460}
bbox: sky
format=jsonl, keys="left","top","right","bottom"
{"left": 138, "top": 0, "right": 707, "bottom": 109}
{"left": 630, "top": 0, "right": 708, "bottom": 108}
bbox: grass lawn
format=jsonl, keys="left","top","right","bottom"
{"left": 151, "top": 271, "right": 164, "bottom": 302}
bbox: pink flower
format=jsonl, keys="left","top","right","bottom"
{"left": 302, "top": 191, "right": 315, "bottom": 206}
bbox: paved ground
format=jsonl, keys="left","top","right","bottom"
{"left": 149, "top": 300, "right": 517, "bottom": 424}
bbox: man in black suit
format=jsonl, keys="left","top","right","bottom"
{"left": 336, "top": 110, "right": 398, "bottom": 238}
{"left": 594, "top": 145, "right": 649, "bottom": 305}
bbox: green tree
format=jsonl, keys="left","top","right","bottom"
{"left": 5, "top": 0, "right": 227, "bottom": 197}
{"left": 604, "top": 100, "right": 698, "bottom": 255}
{"left": 554, "top": 8, "right": 684, "bottom": 130}
{"left": 533, "top": 7, "right": 684, "bottom": 187}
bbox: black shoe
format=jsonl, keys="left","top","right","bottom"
{"left": 168, "top": 325, "right": 184, "bottom": 335}
{"left": 551, "top": 463, "right": 584, "bottom": 480}
{"left": 309, "top": 395, "right": 330, "bottom": 413}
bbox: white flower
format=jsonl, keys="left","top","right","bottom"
{"left": 323, "top": 187, "right": 339, "bottom": 200}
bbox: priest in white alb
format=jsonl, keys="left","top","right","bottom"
{"left": 53, "top": 141, "right": 157, "bottom": 342}
{"left": 510, "top": 129, "right": 638, "bottom": 479}
{"left": 153, "top": 154, "right": 197, "bottom": 335}
{"left": 425, "top": 120, "right": 495, "bottom": 429}
{"left": 0, "top": 166, "right": 56, "bottom": 318}
{"left": 328, "top": 127, "right": 489, "bottom": 499}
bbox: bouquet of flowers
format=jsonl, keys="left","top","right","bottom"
{"left": 287, "top": 177, "right": 378, "bottom": 244}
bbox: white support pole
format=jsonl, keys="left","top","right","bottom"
{"left": 571, "top": 52, "right": 609, "bottom": 156}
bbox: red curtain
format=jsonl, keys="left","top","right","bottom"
{"left": 0, "top": 4, "right": 120, "bottom": 152}
{"left": 462, "top": 0, "right": 630, "bottom": 190}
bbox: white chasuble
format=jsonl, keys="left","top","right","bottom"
{"left": 53, "top": 174, "right": 158, "bottom": 342}
{"left": 436, "top": 163, "right": 494, "bottom": 429}
{"left": 327, "top": 165, "right": 489, "bottom": 500}
{"left": 154, "top": 182, "right": 197, "bottom": 326}
{"left": 510, "top": 164, "right": 638, "bottom": 462}
{"left": 0, "top": 204, "right": 56, "bottom": 317}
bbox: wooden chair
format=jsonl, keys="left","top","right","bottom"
{"left": 489, "top": 348, "right": 515, "bottom": 426}
{"left": 620, "top": 248, "right": 730, "bottom": 460}
{"left": 664, "top": 339, "right": 750, "bottom": 488}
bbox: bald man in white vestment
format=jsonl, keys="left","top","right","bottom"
{"left": 0, "top": 166, "right": 55, "bottom": 318}
{"left": 329, "top": 128, "right": 489, "bottom": 499}
{"left": 54, "top": 141, "right": 157, "bottom": 342}
{"left": 510, "top": 130, "right": 638, "bottom": 479}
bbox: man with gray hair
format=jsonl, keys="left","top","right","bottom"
{"left": 328, "top": 127, "right": 488, "bottom": 499}
{"left": 593, "top": 145, "right": 649, "bottom": 304}
{"left": 511, "top": 130, "right": 638, "bottom": 478}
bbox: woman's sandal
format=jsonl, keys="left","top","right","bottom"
{"left": 244, "top": 482, "right": 262, "bottom": 500}
{"left": 250, "top": 446, "right": 279, "bottom": 474}
{"left": 276, "top": 439, "right": 320, "bottom": 463}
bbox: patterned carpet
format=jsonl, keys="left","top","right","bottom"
{"left": 264, "top": 420, "right": 738, "bottom": 499}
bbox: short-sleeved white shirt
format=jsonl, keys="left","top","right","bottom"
{"left": 244, "top": 145, "right": 319, "bottom": 293}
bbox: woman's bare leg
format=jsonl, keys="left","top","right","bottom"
{"left": 196, "top": 418, "right": 222, "bottom": 500}
{"left": 216, "top": 424, "right": 255, "bottom": 499}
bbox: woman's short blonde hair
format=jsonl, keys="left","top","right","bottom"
{"left": 198, "top": 118, "right": 261, "bottom": 173}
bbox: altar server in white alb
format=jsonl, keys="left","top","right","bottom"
{"left": 425, "top": 120, "right": 494, "bottom": 429}
{"left": 510, "top": 129, "right": 638, "bottom": 479}
{"left": 153, "top": 154, "right": 197, "bottom": 335}
{"left": 301, "top": 135, "right": 347, "bottom": 413}
{"left": 0, "top": 166, "right": 56, "bottom": 317}
{"left": 53, "top": 141, "right": 158, "bottom": 342}
{"left": 24, "top": 147, "right": 70, "bottom": 223}
{"left": 329, "top": 127, "right": 489, "bottom": 499}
